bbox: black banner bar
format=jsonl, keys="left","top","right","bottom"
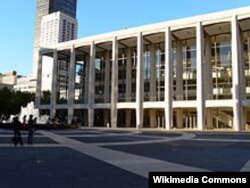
{"left": 149, "top": 172, "right": 250, "bottom": 187}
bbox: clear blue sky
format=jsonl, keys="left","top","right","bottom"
{"left": 0, "top": 0, "right": 250, "bottom": 76}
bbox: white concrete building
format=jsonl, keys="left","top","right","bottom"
{"left": 36, "top": 7, "right": 250, "bottom": 131}
{"left": 40, "top": 11, "right": 77, "bottom": 47}
{"left": 40, "top": 11, "right": 78, "bottom": 92}
{"left": 14, "top": 76, "right": 36, "bottom": 93}
{"left": 0, "top": 71, "right": 18, "bottom": 85}
{"left": 0, "top": 71, "right": 36, "bottom": 92}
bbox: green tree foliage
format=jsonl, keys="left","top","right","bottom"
{"left": 0, "top": 87, "right": 35, "bottom": 117}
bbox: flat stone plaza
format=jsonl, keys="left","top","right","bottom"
{"left": 0, "top": 128, "right": 250, "bottom": 187}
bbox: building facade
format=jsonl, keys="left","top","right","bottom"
{"left": 0, "top": 71, "right": 36, "bottom": 93}
{"left": 36, "top": 7, "right": 250, "bottom": 131}
{"left": 40, "top": 12, "right": 78, "bottom": 91}
{"left": 0, "top": 71, "right": 18, "bottom": 85}
{"left": 14, "top": 76, "right": 37, "bottom": 93}
{"left": 40, "top": 12, "right": 77, "bottom": 47}
{"left": 32, "top": 0, "right": 77, "bottom": 76}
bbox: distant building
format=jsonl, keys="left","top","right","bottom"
{"left": 0, "top": 71, "right": 36, "bottom": 93}
{"left": 14, "top": 76, "right": 36, "bottom": 93}
{"left": 0, "top": 70, "right": 18, "bottom": 85}
{"left": 32, "top": 0, "right": 77, "bottom": 77}
{"left": 0, "top": 83, "right": 13, "bottom": 90}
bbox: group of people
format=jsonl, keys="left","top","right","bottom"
{"left": 12, "top": 114, "right": 36, "bottom": 146}
{"left": 70, "top": 116, "right": 81, "bottom": 129}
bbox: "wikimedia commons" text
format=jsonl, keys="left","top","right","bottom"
{"left": 149, "top": 172, "right": 250, "bottom": 187}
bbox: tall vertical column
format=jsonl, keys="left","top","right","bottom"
{"left": 68, "top": 45, "right": 76, "bottom": 125}
{"left": 125, "top": 48, "right": 132, "bottom": 102}
{"left": 50, "top": 49, "right": 58, "bottom": 119}
{"left": 149, "top": 110, "right": 157, "bottom": 128}
{"left": 88, "top": 41, "right": 95, "bottom": 127}
{"left": 111, "top": 37, "right": 118, "bottom": 128}
{"left": 150, "top": 44, "right": 156, "bottom": 101}
{"left": 164, "top": 27, "right": 173, "bottom": 130}
{"left": 196, "top": 22, "right": 205, "bottom": 131}
{"left": 176, "top": 109, "right": 183, "bottom": 128}
{"left": 35, "top": 51, "right": 42, "bottom": 108}
{"left": 176, "top": 40, "right": 184, "bottom": 101}
{"left": 231, "top": 15, "right": 243, "bottom": 131}
{"left": 104, "top": 51, "right": 111, "bottom": 103}
{"left": 136, "top": 32, "right": 144, "bottom": 129}
{"left": 206, "top": 108, "right": 213, "bottom": 129}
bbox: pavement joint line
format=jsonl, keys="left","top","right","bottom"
{"left": 240, "top": 160, "right": 250, "bottom": 171}
{"left": 38, "top": 130, "right": 208, "bottom": 178}
{"left": 0, "top": 130, "right": 195, "bottom": 146}
{"left": 0, "top": 135, "right": 48, "bottom": 138}
{"left": 191, "top": 138, "right": 250, "bottom": 143}
{"left": 65, "top": 133, "right": 170, "bottom": 138}
{"left": 90, "top": 132, "right": 195, "bottom": 146}
{"left": 0, "top": 144, "right": 63, "bottom": 147}
{"left": 65, "top": 132, "right": 142, "bottom": 138}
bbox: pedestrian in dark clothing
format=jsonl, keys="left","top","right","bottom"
{"left": 27, "top": 115, "right": 35, "bottom": 144}
{"left": 12, "top": 116, "right": 23, "bottom": 146}
{"left": 22, "top": 115, "right": 27, "bottom": 129}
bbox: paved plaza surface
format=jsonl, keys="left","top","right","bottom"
{"left": 0, "top": 128, "right": 250, "bottom": 188}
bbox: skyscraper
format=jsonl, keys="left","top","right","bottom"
{"left": 40, "top": 12, "right": 77, "bottom": 47}
{"left": 40, "top": 12, "right": 77, "bottom": 91}
{"left": 32, "top": 0, "right": 77, "bottom": 76}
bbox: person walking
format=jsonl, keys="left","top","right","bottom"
{"left": 27, "top": 115, "right": 35, "bottom": 144}
{"left": 12, "top": 116, "right": 23, "bottom": 146}
{"left": 22, "top": 115, "right": 27, "bottom": 129}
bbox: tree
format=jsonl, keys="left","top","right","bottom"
{"left": 0, "top": 87, "right": 35, "bottom": 118}
{"left": 0, "top": 87, "right": 12, "bottom": 116}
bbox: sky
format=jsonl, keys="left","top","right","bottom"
{"left": 0, "top": 0, "right": 250, "bottom": 76}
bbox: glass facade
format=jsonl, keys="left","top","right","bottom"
{"left": 118, "top": 49, "right": 128, "bottom": 102}
{"left": 182, "top": 39, "right": 197, "bottom": 100}
{"left": 118, "top": 40, "right": 137, "bottom": 102}
{"left": 50, "top": 0, "right": 77, "bottom": 18}
{"left": 172, "top": 28, "right": 197, "bottom": 102}
{"left": 95, "top": 51, "right": 111, "bottom": 103}
{"left": 243, "top": 31, "right": 250, "bottom": 99}
{"left": 211, "top": 35, "right": 232, "bottom": 99}
{"left": 143, "top": 34, "right": 165, "bottom": 102}
{"left": 74, "top": 54, "right": 87, "bottom": 104}
{"left": 143, "top": 46, "right": 151, "bottom": 101}
{"left": 208, "top": 108, "right": 233, "bottom": 129}
{"left": 56, "top": 51, "right": 70, "bottom": 104}
{"left": 155, "top": 44, "right": 165, "bottom": 101}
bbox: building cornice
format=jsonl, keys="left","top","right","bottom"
{"left": 44, "top": 6, "right": 250, "bottom": 51}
